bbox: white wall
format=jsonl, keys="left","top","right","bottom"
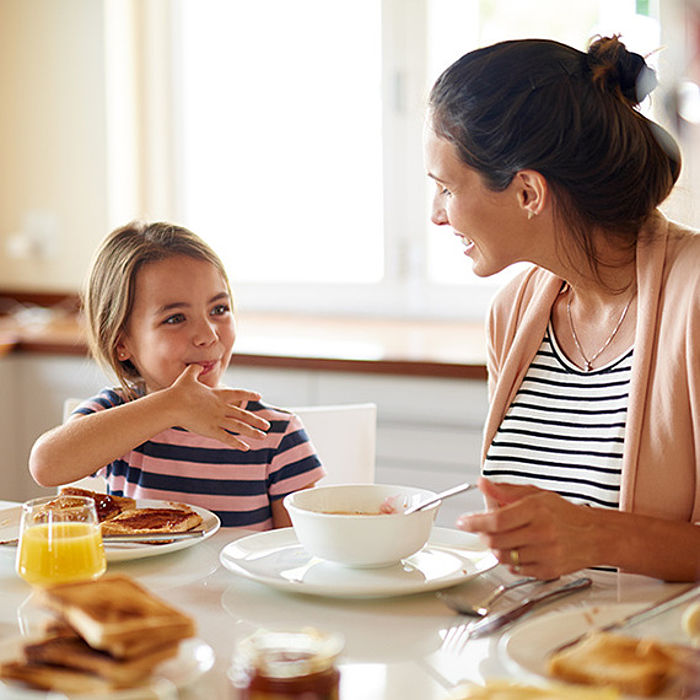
{"left": 0, "top": 0, "right": 698, "bottom": 295}
{"left": 0, "top": 0, "right": 109, "bottom": 291}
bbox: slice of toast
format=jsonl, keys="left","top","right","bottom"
{"left": 36, "top": 575, "right": 195, "bottom": 658}
{"left": 548, "top": 631, "right": 673, "bottom": 697}
{"left": 0, "top": 660, "right": 116, "bottom": 694}
{"left": 23, "top": 635, "right": 180, "bottom": 685}
{"left": 58, "top": 486, "right": 136, "bottom": 522}
{"left": 100, "top": 505, "right": 202, "bottom": 536}
{"left": 41, "top": 617, "right": 186, "bottom": 659}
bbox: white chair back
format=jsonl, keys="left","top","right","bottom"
{"left": 60, "top": 398, "right": 378, "bottom": 491}
{"left": 291, "top": 403, "right": 377, "bottom": 485}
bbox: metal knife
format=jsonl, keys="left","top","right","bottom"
{"left": 0, "top": 530, "right": 206, "bottom": 546}
{"left": 551, "top": 582, "right": 700, "bottom": 655}
{"left": 466, "top": 576, "right": 593, "bottom": 639}
{"left": 101, "top": 530, "right": 206, "bottom": 543}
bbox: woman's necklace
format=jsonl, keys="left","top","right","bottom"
{"left": 566, "top": 286, "right": 635, "bottom": 372}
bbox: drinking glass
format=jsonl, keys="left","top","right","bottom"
{"left": 16, "top": 494, "right": 106, "bottom": 586}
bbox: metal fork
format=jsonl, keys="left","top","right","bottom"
{"left": 437, "top": 576, "right": 538, "bottom": 617}
{"left": 441, "top": 577, "right": 591, "bottom": 654}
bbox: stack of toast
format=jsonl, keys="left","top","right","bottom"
{"left": 0, "top": 575, "right": 196, "bottom": 693}
{"left": 54, "top": 487, "right": 204, "bottom": 539}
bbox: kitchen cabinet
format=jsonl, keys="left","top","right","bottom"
{"left": 5, "top": 355, "right": 106, "bottom": 500}
{"left": 4, "top": 356, "right": 489, "bottom": 525}
{"left": 0, "top": 356, "right": 20, "bottom": 499}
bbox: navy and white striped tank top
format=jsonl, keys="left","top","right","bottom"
{"left": 484, "top": 323, "right": 633, "bottom": 509}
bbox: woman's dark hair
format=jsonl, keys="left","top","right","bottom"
{"left": 428, "top": 36, "right": 681, "bottom": 278}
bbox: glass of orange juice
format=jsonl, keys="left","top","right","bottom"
{"left": 16, "top": 495, "right": 106, "bottom": 586}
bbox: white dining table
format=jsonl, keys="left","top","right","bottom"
{"left": 0, "top": 498, "right": 691, "bottom": 699}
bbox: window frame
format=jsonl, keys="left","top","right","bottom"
{"left": 163, "top": 0, "right": 504, "bottom": 321}
{"left": 104, "top": 0, "right": 684, "bottom": 322}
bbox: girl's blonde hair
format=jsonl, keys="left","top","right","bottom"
{"left": 83, "top": 221, "right": 233, "bottom": 399}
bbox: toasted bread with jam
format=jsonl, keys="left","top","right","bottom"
{"left": 100, "top": 505, "right": 202, "bottom": 537}
{"left": 57, "top": 486, "right": 136, "bottom": 522}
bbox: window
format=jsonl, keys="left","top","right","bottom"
{"left": 111, "top": 0, "right": 663, "bottom": 319}
{"left": 176, "top": 0, "right": 384, "bottom": 285}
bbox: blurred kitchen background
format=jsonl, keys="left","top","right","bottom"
{"left": 1, "top": 0, "right": 699, "bottom": 516}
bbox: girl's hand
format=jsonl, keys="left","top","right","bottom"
{"left": 456, "top": 476, "right": 599, "bottom": 579}
{"left": 164, "top": 364, "right": 270, "bottom": 450}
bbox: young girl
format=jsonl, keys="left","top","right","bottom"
{"left": 29, "top": 221, "right": 324, "bottom": 529}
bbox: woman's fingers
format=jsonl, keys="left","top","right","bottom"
{"left": 457, "top": 498, "right": 533, "bottom": 535}
{"left": 458, "top": 488, "right": 595, "bottom": 578}
{"left": 479, "top": 476, "right": 541, "bottom": 507}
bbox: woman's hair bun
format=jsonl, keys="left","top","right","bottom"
{"left": 587, "top": 35, "right": 657, "bottom": 105}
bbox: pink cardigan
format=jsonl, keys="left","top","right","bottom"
{"left": 482, "top": 211, "right": 700, "bottom": 524}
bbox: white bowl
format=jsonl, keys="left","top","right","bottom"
{"left": 283, "top": 483, "right": 440, "bottom": 568}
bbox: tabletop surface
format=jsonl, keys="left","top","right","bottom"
{"left": 0, "top": 499, "right": 692, "bottom": 699}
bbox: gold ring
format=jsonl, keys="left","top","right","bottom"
{"left": 510, "top": 548, "right": 520, "bottom": 568}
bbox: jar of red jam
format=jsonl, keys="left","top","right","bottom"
{"left": 230, "top": 628, "right": 344, "bottom": 699}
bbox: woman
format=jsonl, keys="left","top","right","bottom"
{"left": 424, "top": 36, "right": 700, "bottom": 581}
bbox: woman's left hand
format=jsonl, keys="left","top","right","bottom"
{"left": 456, "top": 477, "right": 599, "bottom": 579}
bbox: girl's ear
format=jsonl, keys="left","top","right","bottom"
{"left": 115, "top": 338, "right": 131, "bottom": 362}
{"left": 515, "top": 169, "right": 548, "bottom": 219}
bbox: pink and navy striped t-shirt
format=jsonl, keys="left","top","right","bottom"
{"left": 71, "top": 388, "right": 325, "bottom": 529}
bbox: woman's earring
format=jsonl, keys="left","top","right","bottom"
{"left": 527, "top": 210, "right": 535, "bottom": 221}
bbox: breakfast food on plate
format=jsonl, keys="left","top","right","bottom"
{"left": 51, "top": 487, "right": 204, "bottom": 540}
{"left": 448, "top": 680, "right": 620, "bottom": 698}
{"left": 547, "top": 631, "right": 699, "bottom": 697}
{"left": 58, "top": 486, "right": 136, "bottom": 522}
{"left": 22, "top": 635, "right": 180, "bottom": 685}
{"left": 0, "top": 660, "right": 115, "bottom": 694}
{"left": 35, "top": 487, "right": 135, "bottom": 525}
{"left": 36, "top": 574, "right": 196, "bottom": 656}
{"left": 0, "top": 574, "right": 195, "bottom": 693}
{"left": 100, "top": 504, "right": 203, "bottom": 537}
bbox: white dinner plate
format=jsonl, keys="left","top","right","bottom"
{"left": 219, "top": 526, "right": 498, "bottom": 598}
{"left": 501, "top": 602, "right": 652, "bottom": 682}
{"left": 0, "top": 636, "right": 214, "bottom": 699}
{"left": 0, "top": 499, "right": 220, "bottom": 563}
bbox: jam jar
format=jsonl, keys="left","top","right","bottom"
{"left": 230, "top": 628, "right": 344, "bottom": 699}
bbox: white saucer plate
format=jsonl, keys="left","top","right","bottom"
{"left": 219, "top": 526, "right": 498, "bottom": 598}
{"left": 0, "top": 500, "right": 220, "bottom": 563}
{"left": 0, "top": 636, "right": 214, "bottom": 699}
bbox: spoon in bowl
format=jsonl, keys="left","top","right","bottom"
{"left": 401, "top": 481, "right": 477, "bottom": 515}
